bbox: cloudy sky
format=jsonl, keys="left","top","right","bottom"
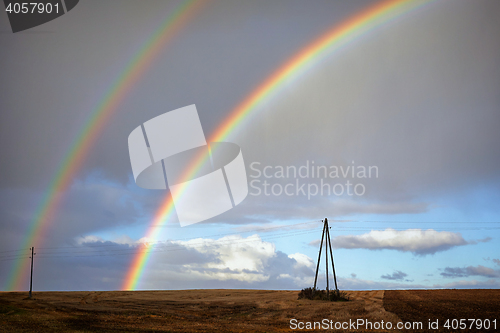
{"left": 1, "top": 0, "right": 499, "bottom": 291}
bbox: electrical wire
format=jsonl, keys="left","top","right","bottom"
{"left": 1, "top": 219, "right": 499, "bottom": 262}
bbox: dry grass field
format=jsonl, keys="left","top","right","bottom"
{"left": 384, "top": 290, "right": 500, "bottom": 333}
{"left": 0, "top": 289, "right": 498, "bottom": 332}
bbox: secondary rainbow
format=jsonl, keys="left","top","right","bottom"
{"left": 123, "top": 0, "right": 433, "bottom": 291}
{"left": 5, "top": 0, "right": 207, "bottom": 291}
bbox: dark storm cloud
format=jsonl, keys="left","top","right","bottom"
{"left": 0, "top": 0, "right": 372, "bottom": 189}
{"left": 236, "top": 0, "right": 500, "bottom": 207}
{"left": 0, "top": 173, "right": 164, "bottom": 289}
{"left": 196, "top": 192, "right": 430, "bottom": 226}
{"left": 1, "top": 0, "right": 499, "bottom": 229}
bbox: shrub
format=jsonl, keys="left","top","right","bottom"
{"left": 298, "top": 287, "right": 350, "bottom": 302}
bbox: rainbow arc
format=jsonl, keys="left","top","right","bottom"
{"left": 123, "top": 0, "right": 433, "bottom": 291}
{"left": 6, "top": 0, "right": 207, "bottom": 291}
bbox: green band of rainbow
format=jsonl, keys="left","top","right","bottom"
{"left": 122, "top": 0, "right": 433, "bottom": 291}
{"left": 5, "top": 0, "right": 207, "bottom": 291}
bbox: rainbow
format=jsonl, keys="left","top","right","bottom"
{"left": 123, "top": 0, "right": 433, "bottom": 290}
{"left": 5, "top": 0, "right": 207, "bottom": 291}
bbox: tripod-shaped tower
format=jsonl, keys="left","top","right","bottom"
{"left": 313, "top": 217, "right": 339, "bottom": 297}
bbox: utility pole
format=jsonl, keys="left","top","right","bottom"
{"left": 29, "top": 246, "right": 35, "bottom": 299}
{"left": 325, "top": 220, "right": 329, "bottom": 298}
{"left": 313, "top": 220, "right": 326, "bottom": 293}
{"left": 326, "top": 220, "right": 339, "bottom": 296}
{"left": 313, "top": 218, "right": 339, "bottom": 297}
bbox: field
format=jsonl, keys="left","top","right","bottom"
{"left": 0, "top": 289, "right": 498, "bottom": 332}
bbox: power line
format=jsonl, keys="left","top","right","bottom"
{"left": 0, "top": 257, "right": 29, "bottom": 262}
{"left": 32, "top": 220, "right": 321, "bottom": 251}
{"left": 31, "top": 229, "right": 320, "bottom": 260}
{"left": 0, "top": 220, "right": 318, "bottom": 254}
{"left": 0, "top": 248, "right": 30, "bottom": 254}
{"left": 0, "top": 228, "right": 320, "bottom": 261}
{"left": 0, "top": 254, "right": 30, "bottom": 260}
{"left": 2, "top": 219, "right": 499, "bottom": 261}
{"left": 310, "top": 222, "right": 500, "bottom": 231}
{"left": 15, "top": 225, "right": 497, "bottom": 261}
{"left": 326, "top": 219, "right": 500, "bottom": 223}
{"left": 1, "top": 225, "right": 320, "bottom": 262}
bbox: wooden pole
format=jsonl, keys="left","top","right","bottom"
{"left": 326, "top": 224, "right": 339, "bottom": 295}
{"left": 313, "top": 220, "right": 326, "bottom": 292}
{"left": 29, "top": 247, "right": 34, "bottom": 299}
{"left": 325, "top": 218, "right": 329, "bottom": 298}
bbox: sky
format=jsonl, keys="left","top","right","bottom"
{"left": 0, "top": 0, "right": 499, "bottom": 291}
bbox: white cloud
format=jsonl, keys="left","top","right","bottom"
{"left": 436, "top": 279, "right": 500, "bottom": 289}
{"left": 440, "top": 265, "right": 500, "bottom": 278}
{"left": 381, "top": 270, "right": 409, "bottom": 281}
{"left": 136, "top": 235, "right": 316, "bottom": 289}
{"left": 69, "top": 235, "right": 315, "bottom": 289}
{"left": 179, "top": 234, "right": 275, "bottom": 275}
{"left": 337, "top": 276, "right": 500, "bottom": 290}
{"left": 76, "top": 235, "right": 106, "bottom": 245}
{"left": 232, "top": 221, "right": 319, "bottom": 234}
{"left": 289, "top": 252, "right": 315, "bottom": 269}
{"left": 311, "top": 229, "right": 478, "bottom": 255}
{"left": 468, "top": 237, "right": 492, "bottom": 245}
{"left": 337, "top": 277, "right": 426, "bottom": 290}
{"left": 76, "top": 234, "right": 142, "bottom": 246}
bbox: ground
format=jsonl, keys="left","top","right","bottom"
{"left": 0, "top": 289, "right": 498, "bottom": 332}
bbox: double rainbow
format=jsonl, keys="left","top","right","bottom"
{"left": 4, "top": 0, "right": 432, "bottom": 291}
{"left": 122, "top": 0, "right": 433, "bottom": 290}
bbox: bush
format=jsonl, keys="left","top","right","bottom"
{"left": 298, "top": 287, "right": 350, "bottom": 302}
